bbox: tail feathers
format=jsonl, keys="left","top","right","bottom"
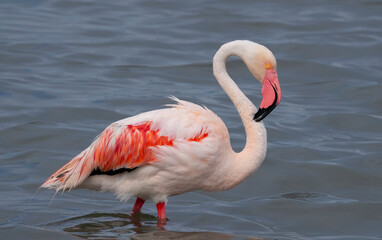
{"left": 41, "top": 149, "right": 93, "bottom": 192}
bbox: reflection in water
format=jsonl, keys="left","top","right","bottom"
{"left": 46, "top": 212, "right": 160, "bottom": 238}
{"left": 44, "top": 212, "right": 263, "bottom": 240}
{"left": 130, "top": 231, "right": 243, "bottom": 240}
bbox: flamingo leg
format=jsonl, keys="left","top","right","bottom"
{"left": 156, "top": 202, "right": 166, "bottom": 220}
{"left": 132, "top": 197, "right": 145, "bottom": 213}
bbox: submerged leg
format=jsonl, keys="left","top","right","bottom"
{"left": 156, "top": 202, "right": 166, "bottom": 220}
{"left": 132, "top": 197, "right": 145, "bottom": 213}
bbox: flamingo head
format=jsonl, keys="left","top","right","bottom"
{"left": 242, "top": 42, "right": 282, "bottom": 122}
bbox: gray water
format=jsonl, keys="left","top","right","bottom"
{"left": 1, "top": 0, "right": 382, "bottom": 239}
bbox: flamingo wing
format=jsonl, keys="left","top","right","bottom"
{"left": 42, "top": 98, "right": 226, "bottom": 192}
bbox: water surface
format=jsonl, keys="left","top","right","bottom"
{"left": 1, "top": 0, "right": 382, "bottom": 239}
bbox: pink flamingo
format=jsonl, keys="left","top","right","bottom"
{"left": 41, "top": 40, "right": 281, "bottom": 221}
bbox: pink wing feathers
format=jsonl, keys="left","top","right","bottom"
{"left": 42, "top": 108, "right": 210, "bottom": 192}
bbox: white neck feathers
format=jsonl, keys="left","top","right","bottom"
{"left": 212, "top": 40, "right": 268, "bottom": 189}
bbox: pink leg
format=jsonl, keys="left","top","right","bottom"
{"left": 156, "top": 202, "right": 166, "bottom": 220}
{"left": 132, "top": 197, "right": 145, "bottom": 213}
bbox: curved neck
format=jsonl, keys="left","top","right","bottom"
{"left": 213, "top": 41, "right": 256, "bottom": 121}
{"left": 212, "top": 41, "right": 267, "bottom": 188}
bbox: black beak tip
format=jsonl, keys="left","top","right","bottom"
{"left": 254, "top": 103, "right": 277, "bottom": 122}
{"left": 254, "top": 108, "right": 267, "bottom": 122}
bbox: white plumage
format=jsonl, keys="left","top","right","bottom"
{"left": 42, "top": 40, "right": 282, "bottom": 221}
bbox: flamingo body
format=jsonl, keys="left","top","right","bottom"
{"left": 43, "top": 99, "right": 236, "bottom": 202}
{"left": 42, "top": 40, "right": 281, "bottom": 220}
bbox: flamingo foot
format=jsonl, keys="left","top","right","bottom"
{"left": 132, "top": 197, "right": 145, "bottom": 213}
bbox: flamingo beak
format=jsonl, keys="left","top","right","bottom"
{"left": 254, "top": 69, "right": 281, "bottom": 122}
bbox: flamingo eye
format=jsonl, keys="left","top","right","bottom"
{"left": 265, "top": 63, "right": 272, "bottom": 70}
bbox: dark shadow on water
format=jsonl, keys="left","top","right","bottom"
{"left": 42, "top": 212, "right": 264, "bottom": 240}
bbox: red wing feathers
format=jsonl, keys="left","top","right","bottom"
{"left": 43, "top": 121, "right": 209, "bottom": 190}
{"left": 92, "top": 122, "right": 174, "bottom": 172}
